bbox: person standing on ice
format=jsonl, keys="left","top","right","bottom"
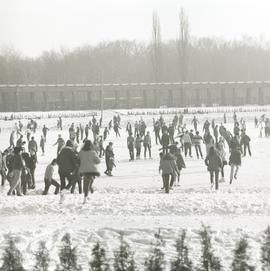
{"left": 127, "top": 132, "right": 135, "bottom": 161}
{"left": 135, "top": 134, "right": 143, "bottom": 159}
{"left": 28, "top": 136, "right": 38, "bottom": 154}
{"left": 42, "top": 125, "right": 49, "bottom": 142}
{"left": 42, "top": 159, "right": 60, "bottom": 195}
{"left": 143, "top": 131, "right": 152, "bottom": 159}
{"left": 160, "top": 129, "right": 170, "bottom": 154}
{"left": 159, "top": 150, "right": 179, "bottom": 193}
{"left": 84, "top": 124, "right": 89, "bottom": 139}
{"left": 182, "top": 131, "right": 192, "bottom": 158}
{"left": 193, "top": 131, "right": 204, "bottom": 159}
{"left": 203, "top": 131, "right": 215, "bottom": 155}
{"left": 7, "top": 147, "right": 24, "bottom": 196}
{"left": 154, "top": 121, "right": 161, "bottom": 144}
{"left": 78, "top": 140, "right": 100, "bottom": 204}
{"left": 204, "top": 146, "right": 222, "bottom": 190}
{"left": 104, "top": 142, "right": 115, "bottom": 176}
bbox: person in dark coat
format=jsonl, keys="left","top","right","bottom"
{"left": 160, "top": 130, "right": 170, "bottom": 154}
{"left": 204, "top": 146, "right": 222, "bottom": 190}
{"left": 229, "top": 136, "right": 242, "bottom": 184}
{"left": 105, "top": 142, "right": 114, "bottom": 176}
{"left": 57, "top": 140, "right": 78, "bottom": 194}
{"left": 240, "top": 131, "right": 251, "bottom": 157}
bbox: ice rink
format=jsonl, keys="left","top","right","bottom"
{"left": 0, "top": 108, "right": 269, "bottom": 270}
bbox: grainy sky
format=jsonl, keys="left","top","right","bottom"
{"left": 1, "top": 0, "right": 270, "bottom": 57}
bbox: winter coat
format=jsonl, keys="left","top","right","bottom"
{"left": 159, "top": 153, "right": 178, "bottom": 175}
{"left": 57, "top": 146, "right": 78, "bottom": 173}
{"left": 203, "top": 134, "right": 214, "bottom": 144}
{"left": 135, "top": 137, "right": 143, "bottom": 149}
{"left": 127, "top": 135, "right": 134, "bottom": 148}
{"left": 175, "top": 152, "right": 186, "bottom": 170}
{"left": 229, "top": 150, "right": 241, "bottom": 166}
{"left": 105, "top": 146, "right": 114, "bottom": 161}
{"left": 160, "top": 133, "right": 170, "bottom": 146}
{"left": 240, "top": 135, "right": 251, "bottom": 145}
{"left": 192, "top": 135, "right": 202, "bottom": 145}
{"left": 205, "top": 152, "right": 222, "bottom": 172}
{"left": 12, "top": 154, "right": 24, "bottom": 171}
{"left": 143, "top": 135, "right": 151, "bottom": 147}
{"left": 182, "top": 133, "right": 192, "bottom": 144}
{"left": 78, "top": 150, "right": 100, "bottom": 174}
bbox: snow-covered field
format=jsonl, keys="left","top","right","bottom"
{"left": 0, "top": 108, "right": 270, "bottom": 270}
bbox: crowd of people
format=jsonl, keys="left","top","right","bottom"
{"left": 0, "top": 110, "right": 262, "bottom": 203}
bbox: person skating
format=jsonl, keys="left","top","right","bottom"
{"left": 229, "top": 135, "right": 242, "bottom": 184}
{"left": 103, "top": 127, "right": 109, "bottom": 141}
{"left": 204, "top": 146, "right": 222, "bottom": 190}
{"left": 191, "top": 116, "right": 199, "bottom": 131}
{"left": 240, "top": 131, "right": 252, "bottom": 157}
{"left": 203, "top": 120, "right": 210, "bottom": 133}
{"left": 9, "top": 131, "right": 15, "bottom": 148}
{"left": 57, "top": 140, "right": 78, "bottom": 202}
{"left": 40, "top": 135, "right": 45, "bottom": 156}
{"left": 143, "top": 131, "right": 152, "bottom": 159}
{"left": 105, "top": 142, "right": 114, "bottom": 176}
{"left": 170, "top": 145, "right": 185, "bottom": 186}
{"left": 216, "top": 137, "right": 227, "bottom": 182}
{"left": 53, "top": 134, "right": 65, "bottom": 156}
{"left": 78, "top": 140, "right": 100, "bottom": 204}
{"left": 42, "top": 159, "right": 60, "bottom": 195}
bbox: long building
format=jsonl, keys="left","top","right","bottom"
{"left": 0, "top": 81, "right": 269, "bottom": 112}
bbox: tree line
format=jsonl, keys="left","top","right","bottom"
{"left": 2, "top": 225, "right": 270, "bottom": 270}
{"left": 1, "top": 10, "right": 270, "bottom": 84}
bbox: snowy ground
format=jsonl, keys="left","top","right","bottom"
{"left": 0, "top": 108, "right": 270, "bottom": 270}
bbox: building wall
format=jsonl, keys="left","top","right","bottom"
{"left": 0, "top": 82, "right": 269, "bottom": 112}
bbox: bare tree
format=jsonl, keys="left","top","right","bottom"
{"left": 151, "top": 11, "right": 162, "bottom": 82}
{"left": 177, "top": 7, "right": 191, "bottom": 82}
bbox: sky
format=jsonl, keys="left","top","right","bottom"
{"left": 1, "top": 0, "right": 270, "bottom": 57}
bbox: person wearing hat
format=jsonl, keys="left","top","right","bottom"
{"left": 7, "top": 147, "right": 24, "bottom": 196}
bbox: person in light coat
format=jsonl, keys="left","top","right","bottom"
{"left": 79, "top": 140, "right": 100, "bottom": 204}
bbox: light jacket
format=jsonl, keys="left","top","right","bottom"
{"left": 79, "top": 150, "right": 100, "bottom": 174}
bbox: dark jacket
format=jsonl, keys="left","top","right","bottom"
{"left": 205, "top": 152, "right": 222, "bottom": 171}
{"left": 57, "top": 146, "right": 78, "bottom": 173}
{"left": 161, "top": 133, "right": 170, "bottom": 146}
{"left": 12, "top": 154, "right": 24, "bottom": 171}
